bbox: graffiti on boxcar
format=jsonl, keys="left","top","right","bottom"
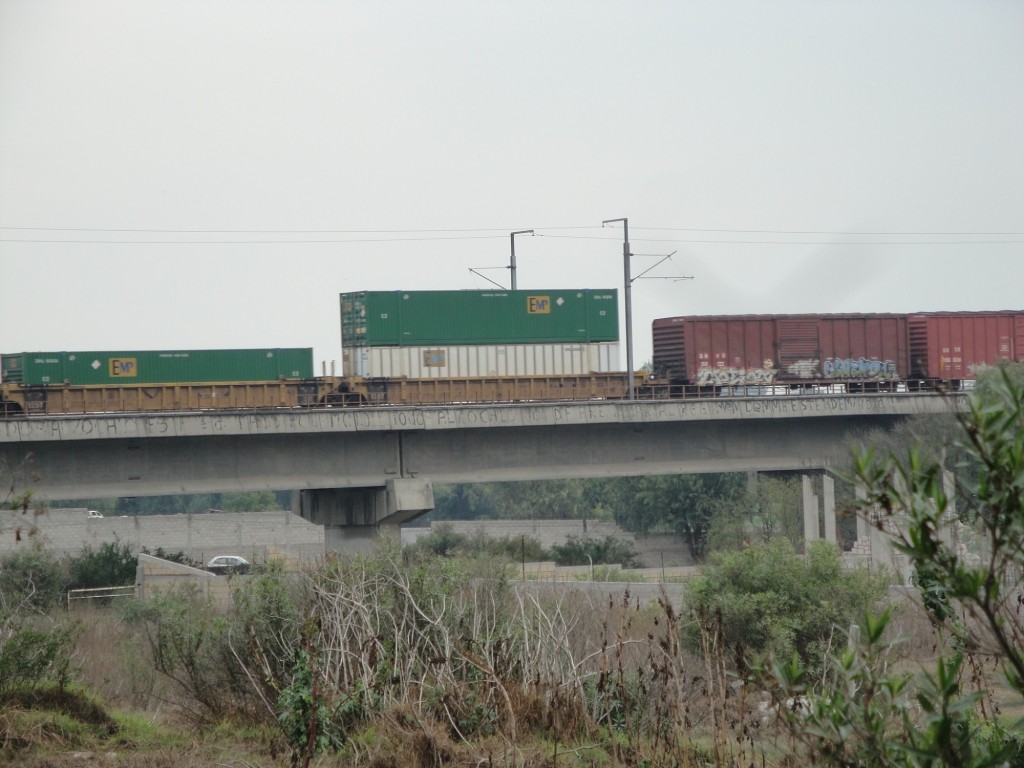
{"left": 822, "top": 357, "right": 898, "bottom": 380}
{"left": 785, "top": 359, "right": 821, "bottom": 379}
{"left": 696, "top": 365, "right": 778, "bottom": 386}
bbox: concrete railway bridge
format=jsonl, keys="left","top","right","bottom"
{"left": 0, "top": 393, "right": 965, "bottom": 554}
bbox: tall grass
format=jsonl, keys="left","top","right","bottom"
{"left": 46, "top": 549, "right": 970, "bottom": 766}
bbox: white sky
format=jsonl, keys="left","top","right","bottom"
{"left": 2, "top": 1, "right": 1022, "bottom": 371}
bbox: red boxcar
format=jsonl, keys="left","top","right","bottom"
{"left": 653, "top": 311, "right": 1024, "bottom": 391}
{"left": 652, "top": 314, "right": 909, "bottom": 390}
{"left": 909, "top": 311, "right": 1024, "bottom": 384}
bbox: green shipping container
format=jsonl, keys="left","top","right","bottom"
{"left": 340, "top": 289, "right": 619, "bottom": 347}
{"left": 1, "top": 348, "right": 314, "bottom": 386}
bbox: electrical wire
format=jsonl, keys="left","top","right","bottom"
{"left": 0, "top": 224, "right": 1021, "bottom": 246}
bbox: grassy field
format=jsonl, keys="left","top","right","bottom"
{"left": 7, "top": 582, "right": 1000, "bottom": 768}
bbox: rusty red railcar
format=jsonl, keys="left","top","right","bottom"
{"left": 908, "top": 311, "right": 1024, "bottom": 385}
{"left": 653, "top": 311, "right": 1024, "bottom": 392}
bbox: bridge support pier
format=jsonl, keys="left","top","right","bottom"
{"left": 823, "top": 474, "right": 837, "bottom": 542}
{"left": 298, "top": 478, "right": 435, "bottom": 556}
{"left": 801, "top": 473, "right": 839, "bottom": 549}
{"left": 801, "top": 475, "right": 820, "bottom": 544}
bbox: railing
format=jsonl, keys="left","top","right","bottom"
{"left": 67, "top": 584, "right": 137, "bottom": 610}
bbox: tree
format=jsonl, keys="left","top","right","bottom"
{"left": 1, "top": 453, "right": 43, "bottom": 544}
{"left": 855, "top": 364, "right": 1024, "bottom": 686}
{"left": 433, "top": 479, "right": 613, "bottom": 522}
{"left": 67, "top": 541, "right": 137, "bottom": 589}
{"left": 702, "top": 474, "right": 804, "bottom": 553}
{"left": 767, "top": 363, "right": 1024, "bottom": 766}
{"left": 548, "top": 534, "right": 640, "bottom": 568}
{"left": 686, "top": 539, "right": 888, "bottom": 673}
{"left": 222, "top": 490, "right": 280, "bottom": 512}
{"left": 604, "top": 473, "right": 748, "bottom": 558}
{"left": 752, "top": 474, "right": 805, "bottom": 547}
{"left": 0, "top": 547, "right": 68, "bottom": 611}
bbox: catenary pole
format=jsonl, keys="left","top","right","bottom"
{"left": 602, "top": 218, "right": 633, "bottom": 400}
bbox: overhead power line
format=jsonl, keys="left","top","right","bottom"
{"left": 0, "top": 225, "right": 591, "bottom": 234}
{"left": 0, "top": 223, "right": 1021, "bottom": 246}
{"left": 540, "top": 235, "right": 1024, "bottom": 246}
{"left": 1, "top": 224, "right": 1022, "bottom": 235}
{"left": 633, "top": 227, "right": 1024, "bottom": 236}
{"left": 2, "top": 237, "right": 1020, "bottom": 246}
{"left": 0, "top": 235, "right": 510, "bottom": 245}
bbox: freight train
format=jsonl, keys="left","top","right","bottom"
{"left": 1, "top": 293, "right": 1022, "bottom": 417}
{"left": 652, "top": 311, "right": 1024, "bottom": 394}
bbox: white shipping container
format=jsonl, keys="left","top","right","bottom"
{"left": 343, "top": 343, "right": 621, "bottom": 378}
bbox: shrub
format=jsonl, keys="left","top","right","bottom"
{"left": 140, "top": 547, "right": 197, "bottom": 567}
{"left": 141, "top": 566, "right": 304, "bottom": 723}
{"left": 684, "top": 539, "right": 889, "bottom": 673}
{"left": 0, "top": 547, "right": 68, "bottom": 611}
{"left": 765, "top": 365, "right": 1024, "bottom": 766}
{"left": 405, "top": 524, "right": 547, "bottom": 564}
{"left": 549, "top": 535, "right": 640, "bottom": 568}
{"left": 67, "top": 541, "right": 137, "bottom": 590}
{"left": 0, "top": 619, "right": 78, "bottom": 695}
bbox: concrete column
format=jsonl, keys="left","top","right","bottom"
{"left": 861, "top": 473, "right": 910, "bottom": 585}
{"left": 940, "top": 468, "right": 957, "bottom": 550}
{"left": 802, "top": 475, "right": 819, "bottom": 546}
{"left": 942, "top": 468, "right": 955, "bottom": 513}
{"left": 854, "top": 483, "right": 869, "bottom": 542}
{"left": 325, "top": 522, "right": 401, "bottom": 556}
{"left": 822, "top": 474, "right": 837, "bottom": 544}
{"left": 868, "top": 506, "right": 893, "bottom": 574}
{"left": 300, "top": 478, "right": 434, "bottom": 555}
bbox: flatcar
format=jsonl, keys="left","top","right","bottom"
{"left": 0, "top": 372, "right": 645, "bottom": 416}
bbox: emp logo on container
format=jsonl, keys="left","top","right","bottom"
{"left": 527, "top": 296, "right": 551, "bottom": 314}
{"left": 109, "top": 358, "right": 138, "bottom": 377}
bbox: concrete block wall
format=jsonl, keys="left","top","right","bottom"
{"left": 421, "top": 519, "right": 693, "bottom": 567}
{"left": 430, "top": 519, "right": 633, "bottom": 551}
{"left": 3, "top": 509, "right": 692, "bottom": 568}
{"left": 137, "top": 553, "right": 235, "bottom": 610}
{"left": 632, "top": 532, "right": 695, "bottom": 568}
{"left": 1, "top": 507, "right": 325, "bottom": 564}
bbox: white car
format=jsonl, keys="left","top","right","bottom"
{"left": 87, "top": 510, "right": 104, "bottom": 519}
{"left": 207, "top": 555, "right": 251, "bottom": 571}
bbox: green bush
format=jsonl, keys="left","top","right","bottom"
{"left": 549, "top": 534, "right": 640, "bottom": 568}
{"left": 684, "top": 539, "right": 889, "bottom": 672}
{"left": 140, "top": 547, "right": 197, "bottom": 567}
{"left": 141, "top": 565, "right": 304, "bottom": 723}
{"left": 68, "top": 541, "right": 137, "bottom": 590}
{"left": 0, "top": 619, "right": 78, "bottom": 694}
{"left": 0, "top": 547, "right": 68, "bottom": 611}
{"left": 405, "top": 524, "right": 546, "bottom": 564}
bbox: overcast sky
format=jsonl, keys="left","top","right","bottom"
{"left": 2, "top": 1, "right": 1021, "bottom": 371}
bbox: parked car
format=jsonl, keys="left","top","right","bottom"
{"left": 207, "top": 555, "right": 251, "bottom": 573}
{"left": 87, "top": 510, "right": 104, "bottom": 519}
